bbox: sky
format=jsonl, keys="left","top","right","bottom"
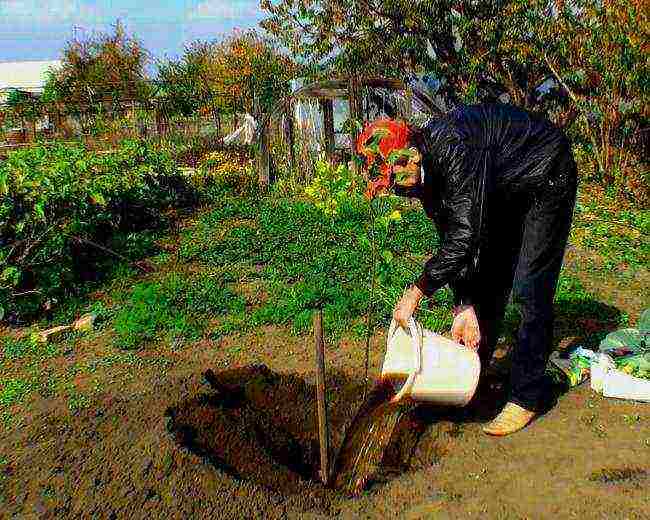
{"left": 0, "top": 0, "right": 266, "bottom": 65}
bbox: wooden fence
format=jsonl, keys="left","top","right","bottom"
{"left": 0, "top": 98, "right": 241, "bottom": 152}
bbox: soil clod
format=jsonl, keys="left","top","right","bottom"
{"left": 589, "top": 467, "right": 649, "bottom": 485}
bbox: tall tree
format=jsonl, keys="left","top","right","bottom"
{"left": 43, "top": 21, "right": 151, "bottom": 107}
{"left": 156, "top": 41, "right": 215, "bottom": 117}
{"left": 526, "top": 0, "right": 648, "bottom": 196}
{"left": 260, "top": 1, "right": 525, "bottom": 103}
{"left": 262, "top": 0, "right": 649, "bottom": 201}
{"left": 156, "top": 29, "right": 299, "bottom": 116}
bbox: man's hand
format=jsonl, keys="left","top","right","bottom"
{"left": 451, "top": 305, "right": 480, "bottom": 350}
{"left": 393, "top": 285, "right": 424, "bottom": 330}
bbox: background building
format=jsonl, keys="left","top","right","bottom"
{"left": 0, "top": 60, "right": 61, "bottom": 103}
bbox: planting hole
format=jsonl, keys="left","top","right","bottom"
{"left": 164, "top": 365, "right": 446, "bottom": 497}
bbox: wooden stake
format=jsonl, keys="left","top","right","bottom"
{"left": 314, "top": 309, "right": 330, "bottom": 485}
{"left": 321, "top": 98, "right": 335, "bottom": 162}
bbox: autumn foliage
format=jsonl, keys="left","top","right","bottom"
{"left": 157, "top": 29, "right": 297, "bottom": 116}
{"left": 42, "top": 21, "right": 150, "bottom": 107}
{"left": 262, "top": 0, "right": 649, "bottom": 203}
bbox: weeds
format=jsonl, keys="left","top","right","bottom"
{"left": 67, "top": 392, "right": 91, "bottom": 414}
{"left": 552, "top": 272, "right": 625, "bottom": 348}
{"left": 181, "top": 188, "right": 447, "bottom": 340}
{"left": 571, "top": 191, "right": 649, "bottom": 272}
{"left": 622, "top": 414, "right": 642, "bottom": 425}
{"left": 1, "top": 335, "right": 43, "bottom": 360}
{"left": 40, "top": 485, "right": 55, "bottom": 500}
{"left": 178, "top": 183, "right": 621, "bottom": 347}
{"left": 0, "top": 455, "right": 6, "bottom": 504}
{"left": 588, "top": 467, "right": 648, "bottom": 484}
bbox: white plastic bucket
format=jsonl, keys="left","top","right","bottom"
{"left": 380, "top": 318, "right": 481, "bottom": 406}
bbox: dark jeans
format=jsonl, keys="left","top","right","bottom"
{"left": 455, "top": 155, "right": 578, "bottom": 412}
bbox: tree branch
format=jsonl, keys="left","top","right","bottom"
{"left": 542, "top": 53, "right": 605, "bottom": 175}
{"left": 70, "top": 236, "right": 154, "bottom": 273}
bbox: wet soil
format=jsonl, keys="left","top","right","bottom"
{"left": 1, "top": 324, "right": 649, "bottom": 519}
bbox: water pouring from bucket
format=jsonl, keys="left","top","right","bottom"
{"left": 332, "top": 318, "right": 481, "bottom": 494}
{"left": 381, "top": 317, "right": 481, "bottom": 406}
{"left": 332, "top": 317, "right": 482, "bottom": 495}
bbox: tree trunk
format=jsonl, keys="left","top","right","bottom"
{"left": 286, "top": 100, "right": 295, "bottom": 175}
{"left": 348, "top": 76, "right": 362, "bottom": 174}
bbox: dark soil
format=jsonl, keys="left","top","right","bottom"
{"left": 1, "top": 324, "right": 648, "bottom": 519}
{"left": 165, "top": 366, "right": 445, "bottom": 508}
{"left": 0, "top": 359, "right": 450, "bottom": 519}
{"left": 166, "top": 365, "right": 336, "bottom": 502}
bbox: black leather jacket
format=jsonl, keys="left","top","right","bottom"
{"left": 412, "top": 103, "right": 574, "bottom": 305}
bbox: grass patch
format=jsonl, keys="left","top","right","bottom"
{"left": 554, "top": 272, "right": 627, "bottom": 347}
{"left": 572, "top": 189, "right": 649, "bottom": 272}
{"left": 67, "top": 391, "right": 91, "bottom": 414}
{"left": 0, "top": 378, "right": 32, "bottom": 407}
{"left": 0, "top": 455, "right": 7, "bottom": 504}
{"left": 172, "top": 184, "right": 634, "bottom": 345}
{"left": 180, "top": 193, "right": 449, "bottom": 340}
{"left": 2, "top": 335, "right": 39, "bottom": 360}
{"left": 112, "top": 271, "right": 245, "bottom": 349}
{"left": 0, "top": 334, "right": 60, "bottom": 362}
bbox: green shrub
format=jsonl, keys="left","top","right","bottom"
{"left": 0, "top": 140, "right": 203, "bottom": 321}
{"left": 197, "top": 150, "right": 258, "bottom": 197}
{"left": 156, "top": 133, "right": 251, "bottom": 168}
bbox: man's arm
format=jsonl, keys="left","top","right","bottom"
{"left": 451, "top": 274, "right": 474, "bottom": 307}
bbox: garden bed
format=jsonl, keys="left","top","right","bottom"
{"left": 0, "top": 151, "right": 648, "bottom": 518}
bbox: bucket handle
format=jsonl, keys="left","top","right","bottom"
{"left": 387, "top": 317, "right": 422, "bottom": 403}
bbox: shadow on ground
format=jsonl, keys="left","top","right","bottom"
{"left": 554, "top": 297, "right": 626, "bottom": 349}
{"left": 164, "top": 365, "right": 451, "bottom": 497}
{"left": 501, "top": 297, "right": 625, "bottom": 350}
{"left": 437, "top": 297, "right": 627, "bottom": 426}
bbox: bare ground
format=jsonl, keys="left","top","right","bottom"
{"left": 1, "top": 311, "right": 649, "bottom": 519}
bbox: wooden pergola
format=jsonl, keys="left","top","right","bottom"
{"left": 255, "top": 76, "right": 417, "bottom": 186}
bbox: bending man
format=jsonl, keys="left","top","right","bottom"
{"left": 358, "top": 103, "right": 578, "bottom": 436}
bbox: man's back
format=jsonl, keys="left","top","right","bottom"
{"left": 422, "top": 103, "right": 571, "bottom": 195}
